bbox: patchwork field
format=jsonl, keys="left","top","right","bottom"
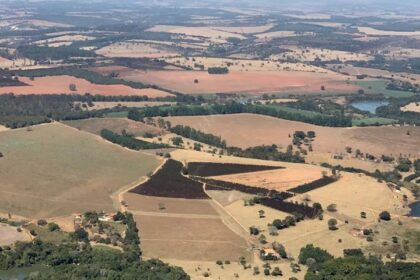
{"left": 0, "top": 75, "right": 172, "bottom": 97}
{"left": 165, "top": 113, "right": 420, "bottom": 158}
{"left": 63, "top": 118, "right": 163, "bottom": 137}
{"left": 121, "top": 69, "right": 357, "bottom": 95}
{"left": 0, "top": 123, "right": 160, "bottom": 218}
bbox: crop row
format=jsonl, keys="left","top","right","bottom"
{"left": 287, "top": 176, "right": 338, "bottom": 194}
{"left": 187, "top": 162, "right": 283, "bottom": 177}
{"left": 130, "top": 159, "right": 209, "bottom": 199}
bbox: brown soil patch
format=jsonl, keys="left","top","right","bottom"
{"left": 121, "top": 69, "right": 356, "bottom": 95}
{"left": 0, "top": 75, "right": 172, "bottom": 97}
{"left": 166, "top": 113, "right": 420, "bottom": 158}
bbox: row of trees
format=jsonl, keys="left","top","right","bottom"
{"left": 100, "top": 129, "right": 168, "bottom": 150}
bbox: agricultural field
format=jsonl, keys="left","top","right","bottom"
{"left": 0, "top": 123, "right": 160, "bottom": 218}
{"left": 120, "top": 69, "right": 357, "bottom": 95}
{"left": 74, "top": 101, "right": 175, "bottom": 110}
{"left": 165, "top": 113, "right": 420, "bottom": 158}
{"left": 96, "top": 41, "right": 180, "bottom": 58}
{"left": 0, "top": 224, "right": 29, "bottom": 246}
{"left": 0, "top": 75, "right": 172, "bottom": 97}
{"left": 63, "top": 117, "right": 163, "bottom": 137}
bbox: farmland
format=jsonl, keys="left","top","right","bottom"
{"left": 120, "top": 69, "right": 357, "bottom": 95}
{"left": 0, "top": 123, "right": 160, "bottom": 218}
{"left": 0, "top": 76, "right": 172, "bottom": 97}
{"left": 166, "top": 113, "right": 420, "bottom": 158}
{"left": 63, "top": 117, "right": 163, "bottom": 137}
{"left": 0, "top": 0, "right": 419, "bottom": 278}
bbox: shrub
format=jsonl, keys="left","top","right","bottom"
{"left": 298, "top": 244, "right": 333, "bottom": 265}
{"left": 379, "top": 211, "right": 391, "bottom": 221}
{"left": 326, "top": 204, "right": 337, "bottom": 212}
{"left": 48, "top": 223, "right": 60, "bottom": 232}
{"left": 328, "top": 219, "right": 338, "bottom": 230}
{"left": 37, "top": 219, "right": 47, "bottom": 226}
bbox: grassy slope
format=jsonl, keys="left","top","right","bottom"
{"left": 0, "top": 123, "right": 160, "bottom": 218}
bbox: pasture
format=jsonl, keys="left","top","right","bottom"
{"left": 165, "top": 113, "right": 420, "bottom": 158}
{"left": 0, "top": 123, "right": 160, "bottom": 218}
{"left": 63, "top": 117, "right": 163, "bottom": 137}
{"left": 0, "top": 75, "right": 172, "bottom": 97}
{"left": 96, "top": 41, "right": 179, "bottom": 58}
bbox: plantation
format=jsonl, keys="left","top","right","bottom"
{"left": 287, "top": 176, "right": 338, "bottom": 194}
{"left": 187, "top": 162, "right": 283, "bottom": 177}
{"left": 130, "top": 159, "right": 209, "bottom": 199}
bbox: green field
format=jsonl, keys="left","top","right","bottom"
{"left": 0, "top": 123, "right": 160, "bottom": 218}
{"left": 265, "top": 105, "right": 327, "bottom": 117}
{"left": 352, "top": 117, "right": 398, "bottom": 126}
{"left": 353, "top": 79, "right": 414, "bottom": 98}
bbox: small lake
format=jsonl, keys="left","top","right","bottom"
{"left": 350, "top": 100, "right": 389, "bottom": 114}
{"left": 409, "top": 201, "right": 420, "bottom": 218}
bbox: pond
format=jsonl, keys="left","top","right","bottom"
{"left": 350, "top": 100, "right": 389, "bottom": 114}
{"left": 409, "top": 201, "right": 420, "bottom": 218}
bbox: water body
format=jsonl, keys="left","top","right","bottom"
{"left": 409, "top": 201, "right": 420, "bottom": 217}
{"left": 350, "top": 100, "right": 389, "bottom": 114}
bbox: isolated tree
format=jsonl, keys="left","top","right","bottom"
{"left": 328, "top": 218, "right": 338, "bottom": 230}
{"left": 327, "top": 204, "right": 337, "bottom": 212}
{"left": 69, "top": 83, "right": 77, "bottom": 91}
{"left": 379, "top": 211, "right": 391, "bottom": 221}
{"left": 258, "top": 209, "right": 265, "bottom": 218}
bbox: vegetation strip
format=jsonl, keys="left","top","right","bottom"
{"left": 187, "top": 162, "right": 284, "bottom": 177}
{"left": 287, "top": 176, "right": 338, "bottom": 194}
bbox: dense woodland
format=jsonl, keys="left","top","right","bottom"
{"left": 100, "top": 129, "right": 168, "bottom": 150}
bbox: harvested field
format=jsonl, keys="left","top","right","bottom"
{"left": 211, "top": 166, "right": 324, "bottom": 191}
{"left": 133, "top": 215, "right": 250, "bottom": 261}
{"left": 130, "top": 159, "right": 209, "bottom": 199}
{"left": 166, "top": 114, "right": 420, "bottom": 158}
{"left": 206, "top": 190, "right": 253, "bottom": 206}
{"left": 75, "top": 101, "right": 175, "bottom": 110}
{"left": 96, "top": 41, "right": 179, "bottom": 58}
{"left": 187, "top": 162, "right": 283, "bottom": 177}
{"left": 0, "top": 75, "right": 172, "bottom": 97}
{"left": 401, "top": 102, "right": 420, "bottom": 113}
{"left": 63, "top": 118, "right": 163, "bottom": 137}
{"left": 255, "top": 30, "right": 298, "bottom": 39}
{"left": 121, "top": 69, "right": 357, "bottom": 95}
{"left": 0, "top": 123, "right": 160, "bottom": 218}
{"left": 0, "top": 224, "right": 29, "bottom": 246}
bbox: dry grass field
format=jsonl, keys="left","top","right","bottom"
{"left": 164, "top": 56, "right": 326, "bottom": 72}
{"left": 255, "top": 30, "right": 299, "bottom": 40}
{"left": 0, "top": 75, "right": 173, "bottom": 97}
{"left": 212, "top": 166, "right": 323, "bottom": 191}
{"left": 96, "top": 41, "right": 179, "bottom": 58}
{"left": 331, "top": 64, "right": 420, "bottom": 83}
{"left": 63, "top": 118, "right": 163, "bottom": 137}
{"left": 274, "top": 46, "right": 372, "bottom": 62}
{"left": 121, "top": 69, "right": 357, "bottom": 95}
{"left": 166, "top": 113, "right": 420, "bottom": 158}
{"left": 35, "top": 35, "right": 95, "bottom": 47}
{"left": 357, "top": 26, "right": 420, "bottom": 37}
{"left": 146, "top": 25, "right": 246, "bottom": 43}
{"left": 75, "top": 101, "right": 175, "bottom": 110}
{"left": 401, "top": 102, "right": 420, "bottom": 113}
{"left": 0, "top": 123, "right": 160, "bottom": 218}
